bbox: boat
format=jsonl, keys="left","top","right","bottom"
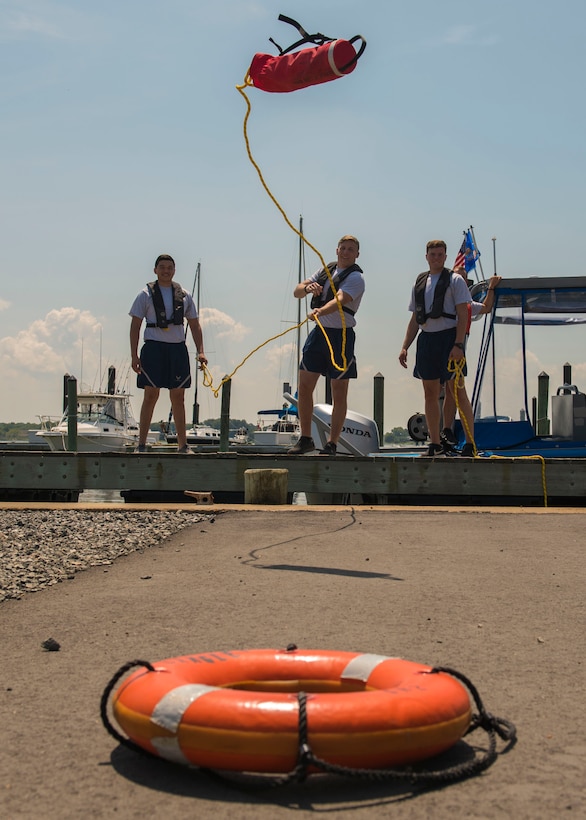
{"left": 36, "top": 390, "right": 155, "bottom": 453}
{"left": 164, "top": 422, "right": 248, "bottom": 447}
{"left": 464, "top": 275, "right": 586, "bottom": 457}
{"left": 164, "top": 422, "right": 221, "bottom": 446}
{"left": 253, "top": 402, "right": 301, "bottom": 449}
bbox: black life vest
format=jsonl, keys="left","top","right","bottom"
{"left": 414, "top": 268, "right": 456, "bottom": 325}
{"left": 310, "top": 262, "right": 363, "bottom": 316}
{"left": 146, "top": 281, "right": 186, "bottom": 328}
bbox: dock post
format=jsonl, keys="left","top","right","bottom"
{"left": 563, "top": 362, "right": 572, "bottom": 389}
{"left": 244, "top": 469, "right": 288, "bottom": 504}
{"left": 536, "top": 371, "right": 550, "bottom": 436}
{"left": 220, "top": 377, "right": 231, "bottom": 452}
{"left": 373, "top": 372, "right": 384, "bottom": 444}
{"left": 62, "top": 373, "right": 71, "bottom": 412}
{"left": 66, "top": 377, "right": 78, "bottom": 452}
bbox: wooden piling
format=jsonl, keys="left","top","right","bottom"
{"left": 244, "top": 469, "right": 288, "bottom": 505}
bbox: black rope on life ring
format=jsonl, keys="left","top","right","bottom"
{"left": 267, "top": 666, "right": 517, "bottom": 788}
{"left": 100, "top": 659, "right": 158, "bottom": 759}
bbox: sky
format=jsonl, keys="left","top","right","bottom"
{"left": 2, "top": 0, "right": 586, "bottom": 431}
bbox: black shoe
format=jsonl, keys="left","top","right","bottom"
{"left": 440, "top": 428, "right": 458, "bottom": 455}
{"left": 287, "top": 436, "right": 315, "bottom": 455}
{"left": 320, "top": 441, "right": 337, "bottom": 455}
{"left": 136, "top": 443, "right": 147, "bottom": 453}
{"left": 460, "top": 442, "right": 476, "bottom": 457}
{"left": 440, "top": 427, "right": 457, "bottom": 448}
{"left": 422, "top": 443, "right": 446, "bottom": 458}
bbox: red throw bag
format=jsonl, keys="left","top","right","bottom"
{"left": 249, "top": 38, "right": 359, "bottom": 93}
{"left": 246, "top": 15, "right": 366, "bottom": 94}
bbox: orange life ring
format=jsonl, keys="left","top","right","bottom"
{"left": 111, "top": 648, "right": 472, "bottom": 773}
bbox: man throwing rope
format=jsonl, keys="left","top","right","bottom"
{"left": 288, "top": 235, "right": 365, "bottom": 456}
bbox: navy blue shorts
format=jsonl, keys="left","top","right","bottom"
{"left": 300, "top": 326, "right": 357, "bottom": 379}
{"left": 414, "top": 328, "right": 467, "bottom": 382}
{"left": 137, "top": 340, "right": 191, "bottom": 390}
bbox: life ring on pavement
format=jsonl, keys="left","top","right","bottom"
{"left": 108, "top": 648, "right": 472, "bottom": 773}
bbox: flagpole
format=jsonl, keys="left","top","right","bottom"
{"left": 469, "top": 225, "right": 485, "bottom": 281}
{"left": 492, "top": 236, "right": 497, "bottom": 276}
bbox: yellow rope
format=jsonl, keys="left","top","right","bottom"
{"left": 489, "top": 453, "right": 548, "bottom": 507}
{"left": 447, "top": 357, "right": 548, "bottom": 506}
{"left": 235, "top": 75, "right": 349, "bottom": 372}
{"left": 199, "top": 318, "right": 309, "bottom": 398}
{"left": 447, "top": 356, "right": 477, "bottom": 455}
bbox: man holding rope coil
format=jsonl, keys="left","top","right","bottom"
{"left": 288, "top": 235, "right": 365, "bottom": 456}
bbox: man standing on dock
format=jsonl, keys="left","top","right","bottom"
{"left": 129, "top": 254, "right": 207, "bottom": 453}
{"left": 398, "top": 240, "right": 471, "bottom": 457}
{"left": 288, "top": 235, "right": 365, "bottom": 456}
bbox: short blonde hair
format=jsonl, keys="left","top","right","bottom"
{"left": 426, "top": 240, "right": 446, "bottom": 252}
{"left": 338, "top": 235, "right": 360, "bottom": 250}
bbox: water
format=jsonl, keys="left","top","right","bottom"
{"left": 80, "top": 489, "right": 307, "bottom": 505}
{"left": 81, "top": 489, "right": 124, "bottom": 504}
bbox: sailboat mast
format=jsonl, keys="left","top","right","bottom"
{"left": 192, "top": 261, "right": 201, "bottom": 425}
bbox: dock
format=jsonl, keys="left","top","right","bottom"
{"left": 0, "top": 449, "right": 583, "bottom": 505}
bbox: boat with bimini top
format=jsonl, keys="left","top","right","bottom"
{"left": 465, "top": 275, "right": 586, "bottom": 457}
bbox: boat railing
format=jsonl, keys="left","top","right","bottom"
{"left": 37, "top": 415, "right": 62, "bottom": 430}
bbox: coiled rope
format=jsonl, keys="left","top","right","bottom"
{"left": 447, "top": 355, "right": 476, "bottom": 455}
{"left": 447, "top": 356, "right": 548, "bottom": 506}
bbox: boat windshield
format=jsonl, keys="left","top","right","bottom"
{"left": 69, "top": 395, "right": 131, "bottom": 425}
{"left": 470, "top": 277, "right": 586, "bottom": 424}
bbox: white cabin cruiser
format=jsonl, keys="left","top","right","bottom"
{"left": 36, "top": 391, "right": 149, "bottom": 452}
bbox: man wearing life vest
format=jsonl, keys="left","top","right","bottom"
{"left": 398, "top": 240, "right": 472, "bottom": 457}
{"left": 129, "top": 254, "right": 207, "bottom": 453}
{"left": 288, "top": 235, "right": 365, "bottom": 455}
{"left": 441, "top": 274, "right": 501, "bottom": 455}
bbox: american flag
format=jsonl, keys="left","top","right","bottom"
{"left": 453, "top": 229, "right": 480, "bottom": 273}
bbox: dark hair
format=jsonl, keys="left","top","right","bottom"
{"left": 426, "top": 240, "right": 446, "bottom": 252}
{"left": 154, "top": 254, "right": 175, "bottom": 267}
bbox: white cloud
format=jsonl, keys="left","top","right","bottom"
{"left": 0, "top": 2, "right": 64, "bottom": 39}
{"left": 0, "top": 307, "right": 102, "bottom": 377}
{"left": 264, "top": 340, "right": 296, "bottom": 369}
{"left": 199, "top": 307, "right": 250, "bottom": 342}
{"left": 0, "top": 299, "right": 10, "bottom": 311}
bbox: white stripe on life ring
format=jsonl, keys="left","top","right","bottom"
{"left": 341, "top": 653, "right": 394, "bottom": 682}
{"left": 151, "top": 683, "right": 219, "bottom": 732}
{"left": 151, "top": 735, "right": 190, "bottom": 765}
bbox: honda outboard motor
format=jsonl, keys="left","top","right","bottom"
{"left": 312, "top": 404, "right": 379, "bottom": 455}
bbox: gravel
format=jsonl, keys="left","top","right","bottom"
{"left": 0, "top": 509, "right": 214, "bottom": 602}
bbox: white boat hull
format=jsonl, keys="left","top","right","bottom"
{"left": 35, "top": 389, "right": 153, "bottom": 453}
{"left": 253, "top": 429, "right": 299, "bottom": 448}
{"left": 39, "top": 428, "right": 139, "bottom": 453}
